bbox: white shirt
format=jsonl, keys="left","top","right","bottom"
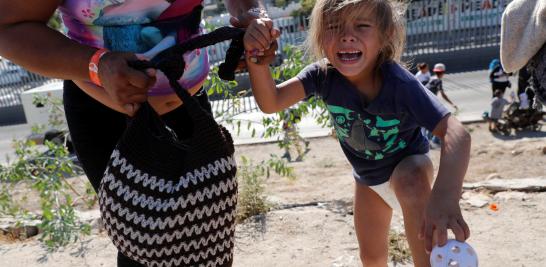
{"left": 415, "top": 71, "right": 431, "bottom": 85}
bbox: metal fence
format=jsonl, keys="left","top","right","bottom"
{"left": 0, "top": 61, "right": 59, "bottom": 108}
{"left": 207, "top": 0, "right": 511, "bottom": 63}
{"left": 404, "top": 0, "right": 511, "bottom": 56}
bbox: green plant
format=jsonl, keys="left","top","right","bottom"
{"left": 291, "top": 0, "right": 316, "bottom": 17}
{"left": 264, "top": 45, "right": 331, "bottom": 156}
{"left": 0, "top": 139, "right": 91, "bottom": 251}
{"left": 0, "top": 93, "right": 94, "bottom": 251}
{"left": 388, "top": 230, "right": 412, "bottom": 265}
{"left": 274, "top": 0, "right": 288, "bottom": 8}
{"left": 0, "top": 44, "right": 331, "bottom": 252}
{"left": 236, "top": 155, "right": 294, "bottom": 222}
{"left": 32, "top": 94, "right": 66, "bottom": 134}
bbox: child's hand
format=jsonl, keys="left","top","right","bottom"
{"left": 244, "top": 18, "right": 280, "bottom": 64}
{"left": 419, "top": 194, "right": 470, "bottom": 254}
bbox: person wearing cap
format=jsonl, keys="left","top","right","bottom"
{"left": 426, "top": 63, "right": 458, "bottom": 111}
{"left": 488, "top": 58, "right": 512, "bottom": 98}
{"left": 425, "top": 63, "right": 458, "bottom": 147}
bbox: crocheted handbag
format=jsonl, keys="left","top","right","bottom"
{"left": 98, "top": 26, "right": 245, "bottom": 267}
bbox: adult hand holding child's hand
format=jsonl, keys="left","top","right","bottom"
{"left": 244, "top": 18, "right": 280, "bottom": 65}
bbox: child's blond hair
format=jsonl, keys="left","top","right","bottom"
{"left": 305, "top": 0, "right": 407, "bottom": 68}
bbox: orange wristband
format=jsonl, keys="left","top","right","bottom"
{"left": 88, "top": 48, "right": 108, "bottom": 87}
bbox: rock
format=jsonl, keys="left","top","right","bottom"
{"left": 331, "top": 255, "right": 358, "bottom": 267}
{"left": 463, "top": 193, "right": 491, "bottom": 208}
{"left": 75, "top": 209, "right": 102, "bottom": 230}
{"left": 461, "top": 191, "right": 473, "bottom": 200}
{"left": 511, "top": 150, "right": 523, "bottom": 156}
{"left": 464, "top": 178, "right": 546, "bottom": 193}
{"left": 542, "top": 146, "right": 546, "bottom": 155}
{"left": 0, "top": 217, "right": 41, "bottom": 239}
{"left": 486, "top": 173, "right": 501, "bottom": 180}
{"left": 494, "top": 191, "right": 528, "bottom": 201}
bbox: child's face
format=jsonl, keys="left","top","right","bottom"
{"left": 421, "top": 66, "right": 429, "bottom": 73}
{"left": 321, "top": 11, "right": 382, "bottom": 81}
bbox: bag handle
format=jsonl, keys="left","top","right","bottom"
{"left": 129, "top": 26, "right": 244, "bottom": 116}
{"left": 126, "top": 26, "right": 245, "bottom": 146}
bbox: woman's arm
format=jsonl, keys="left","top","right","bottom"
{"left": 225, "top": 0, "right": 266, "bottom": 27}
{"left": 0, "top": 0, "right": 92, "bottom": 80}
{"left": 0, "top": 0, "right": 154, "bottom": 114}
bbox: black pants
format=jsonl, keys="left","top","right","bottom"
{"left": 491, "top": 81, "right": 510, "bottom": 97}
{"left": 63, "top": 80, "right": 212, "bottom": 267}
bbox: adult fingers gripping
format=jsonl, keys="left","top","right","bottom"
{"left": 256, "top": 18, "right": 274, "bottom": 40}
{"left": 246, "top": 27, "right": 271, "bottom": 51}
{"left": 122, "top": 85, "right": 147, "bottom": 115}
{"left": 98, "top": 52, "right": 152, "bottom": 105}
{"left": 126, "top": 66, "right": 156, "bottom": 90}
{"left": 249, "top": 19, "right": 274, "bottom": 49}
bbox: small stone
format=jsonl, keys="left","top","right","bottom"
{"left": 75, "top": 209, "right": 102, "bottom": 230}
{"left": 465, "top": 193, "right": 491, "bottom": 208}
{"left": 486, "top": 173, "right": 501, "bottom": 180}
{"left": 0, "top": 217, "right": 41, "bottom": 239}
{"left": 494, "top": 191, "right": 528, "bottom": 201}
{"left": 511, "top": 150, "right": 523, "bottom": 156}
{"left": 542, "top": 146, "right": 546, "bottom": 155}
{"left": 461, "top": 191, "right": 473, "bottom": 200}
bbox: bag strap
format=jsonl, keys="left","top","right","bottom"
{"left": 129, "top": 26, "right": 245, "bottom": 114}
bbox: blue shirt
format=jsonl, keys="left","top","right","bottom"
{"left": 297, "top": 61, "right": 450, "bottom": 185}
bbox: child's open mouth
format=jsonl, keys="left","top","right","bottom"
{"left": 337, "top": 51, "right": 362, "bottom": 63}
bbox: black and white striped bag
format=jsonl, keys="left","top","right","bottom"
{"left": 98, "top": 26, "right": 245, "bottom": 267}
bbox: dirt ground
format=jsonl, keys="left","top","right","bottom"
{"left": 0, "top": 122, "right": 545, "bottom": 267}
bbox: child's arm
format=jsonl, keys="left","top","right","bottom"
{"left": 439, "top": 90, "right": 458, "bottom": 110}
{"left": 421, "top": 114, "right": 471, "bottom": 253}
{"left": 247, "top": 62, "right": 306, "bottom": 113}
{"left": 244, "top": 19, "right": 306, "bottom": 113}
{"left": 438, "top": 80, "right": 458, "bottom": 110}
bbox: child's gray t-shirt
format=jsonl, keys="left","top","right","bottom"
{"left": 297, "top": 61, "right": 450, "bottom": 185}
{"left": 490, "top": 97, "right": 509, "bottom": 119}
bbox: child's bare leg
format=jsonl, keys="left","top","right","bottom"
{"left": 354, "top": 182, "right": 392, "bottom": 267}
{"left": 390, "top": 154, "right": 434, "bottom": 267}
